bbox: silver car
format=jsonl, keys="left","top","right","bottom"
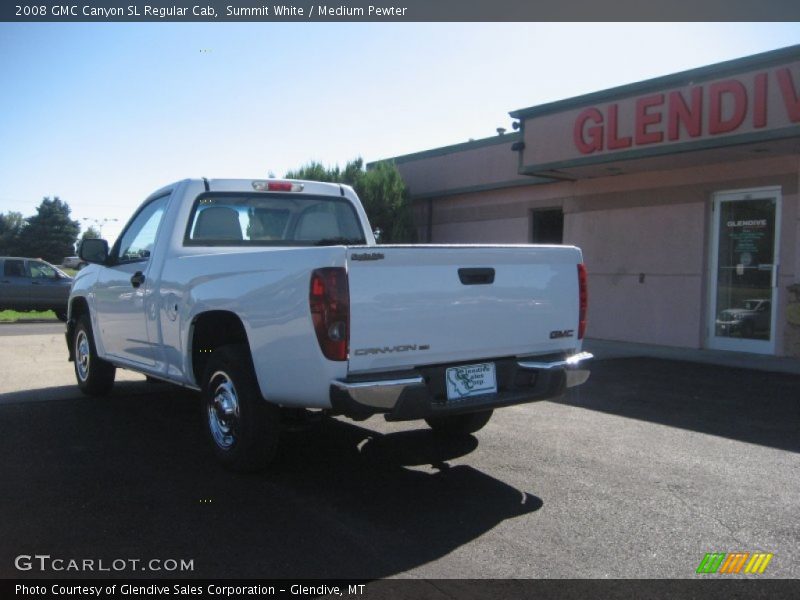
{"left": 715, "top": 299, "right": 771, "bottom": 338}
{"left": 0, "top": 257, "right": 73, "bottom": 321}
{"left": 61, "top": 256, "right": 85, "bottom": 269}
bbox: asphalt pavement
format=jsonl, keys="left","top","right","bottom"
{"left": 0, "top": 321, "right": 65, "bottom": 336}
{"left": 0, "top": 324, "right": 798, "bottom": 580}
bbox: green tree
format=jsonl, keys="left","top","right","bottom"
{"left": 81, "top": 226, "right": 101, "bottom": 240}
{"left": 357, "top": 161, "right": 415, "bottom": 244}
{"left": 285, "top": 161, "right": 342, "bottom": 184}
{"left": 285, "top": 158, "right": 416, "bottom": 243}
{"left": 0, "top": 211, "right": 25, "bottom": 255}
{"left": 16, "top": 197, "right": 81, "bottom": 263}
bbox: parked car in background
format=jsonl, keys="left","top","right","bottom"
{"left": 0, "top": 257, "right": 73, "bottom": 321}
{"left": 62, "top": 256, "right": 86, "bottom": 270}
{"left": 715, "top": 299, "right": 771, "bottom": 338}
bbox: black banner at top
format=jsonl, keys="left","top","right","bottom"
{"left": 3, "top": 0, "right": 800, "bottom": 22}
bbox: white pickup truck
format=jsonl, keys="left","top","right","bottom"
{"left": 67, "top": 178, "right": 591, "bottom": 471}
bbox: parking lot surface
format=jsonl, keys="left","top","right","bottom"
{"left": 0, "top": 323, "right": 798, "bottom": 579}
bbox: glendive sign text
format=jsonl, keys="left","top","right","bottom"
{"left": 517, "top": 57, "right": 800, "bottom": 171}
{"left": 573, "top": 65, "right": 800, "bottom": 154}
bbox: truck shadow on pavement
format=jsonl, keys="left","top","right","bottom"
{"left": 557, "top": 357, "right": 800, "bottom": 453}
{"left": 0, "top": 384, "right": 542, "bottom": 579}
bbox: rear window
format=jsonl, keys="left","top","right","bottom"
{"left": 184, "top": 193, "right": 366, "bottom": 247}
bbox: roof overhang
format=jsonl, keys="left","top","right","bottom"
{"left": 510, "top": 45, "right": 800, "bottom": 180}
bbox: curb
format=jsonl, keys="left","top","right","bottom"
{"left": 0, "top": 319, "right": 61, "bottom": 325}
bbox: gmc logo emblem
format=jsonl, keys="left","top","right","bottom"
{"left": 549, "top": 329, "right": 575, "bottom": 339}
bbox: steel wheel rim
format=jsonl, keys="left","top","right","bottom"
{"left": 76, "top": 330, "right": 91, "bottom": 382}
{"left": 207, "top": 370, "right": 240, "bottom": 450}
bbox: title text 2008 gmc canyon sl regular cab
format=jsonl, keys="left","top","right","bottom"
{"left": 67, "top": 179, "right": 591, "bottom": 471}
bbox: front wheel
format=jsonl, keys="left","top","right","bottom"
{"left": 425, "top": 410, "right": 493, "bottom": 436}
{"left": 201, "top": 344, "right": 280, "bottom": 472}
{"left": 73, "top": 315, "right": 116, "bottom": 396}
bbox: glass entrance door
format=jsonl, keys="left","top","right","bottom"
{"left": 708, "top": 188, "right": 780, "bottom": 354}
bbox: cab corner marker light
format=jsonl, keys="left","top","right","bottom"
{"left": 252, "top": 180, "right": 304, "bottom": 192}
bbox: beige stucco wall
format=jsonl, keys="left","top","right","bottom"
{"left": 568, "top": 202, "right": 706, "bottom": 347}
{"left": 395, "top": 137, "right": 527, "bottom": 198}
{"left": 399, "top": 153, "right": 799, "bottom": 355}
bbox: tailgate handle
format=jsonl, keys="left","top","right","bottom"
{"left": 458, "top": 268, "right": 495, "bottom": 285}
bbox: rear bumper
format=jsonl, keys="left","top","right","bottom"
{"left": 330, "top": 351, "right": 592, "bottom": 421}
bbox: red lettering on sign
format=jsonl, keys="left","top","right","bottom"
{"left": 573, "top": 108, "right": 604, "bottom": 154}
{"left": 568, "top": 65, "right": 799, "bottom": 155}
{"left": 753, "top": 72, "right": 768, "bottom": 128}
{"left": 607, "top": 104, "right": 632, "bottom": 149}
{"left": 635, "top": 93, "right": 664, "bottom": 145}
{"left": 667, "top": 87, "right": 702, "bottom": 140}
{"left": 776, "top": 67, "right": 800, "bottom": 122}
{"left": 709, "top": 80, "right": 747, "bottom": 134}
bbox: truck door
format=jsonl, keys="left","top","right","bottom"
{"left": 26, "top": 259, "right": 69, "bottom": 311}
{"left": 93, "top": 194, "right": 170, "bottom": 367}
{"left": 1, "top": 259, "right": 30, "bottom": 309}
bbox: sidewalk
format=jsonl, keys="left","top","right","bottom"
{"left": 0, "top": 318, "right": 59, "bottom": 324}
{"left": 584, "top": 338, "right": 800, "bottom": 376}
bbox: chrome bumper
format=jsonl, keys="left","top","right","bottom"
{"left": 518, "top": 350, "right": 593, "bottom": 388}
{"left": 331, "top": 376, "right": 426, "bottom": 410}
{"left": 330, "top": 351, "right": 593, "bottom": 418}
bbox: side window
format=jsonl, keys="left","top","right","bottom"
{"left": 116, "top": 195, "right": 170, "bottom": 263}
{"left": 3, "top": 259, "right": 25, "bottom": 277}
{"left": 28, "top": 261, "right": 57, "bottom": 279}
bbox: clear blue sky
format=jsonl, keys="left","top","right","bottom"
{"left": 1, "top": 22, "right": 798, "bottom": 242}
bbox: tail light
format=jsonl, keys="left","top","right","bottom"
{"left": 309, "top": 268, "right": 349, "bottom": 361}
{"left": 578, "top": 263, "right": 588, "bottom": 339}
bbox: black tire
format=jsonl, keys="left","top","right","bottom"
{"left": 55, "top": 310, "right": 68, "bottom": 322}
{"left": 425, "top": 410, "right": 493, "bottom": 436}
{"left": 201, "top": 344, "right": 280, "bottom": 472}
{"left": 73, "top": 314, "right": 116, "bottom": 396}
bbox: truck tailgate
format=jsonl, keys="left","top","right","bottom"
{"left": 346, "top": 245, "right": 583, "bottom": 374}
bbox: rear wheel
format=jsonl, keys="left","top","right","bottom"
{"left": 425, "top": 410, "right": 493, "bottom": 436}
{"left": 73, "top": 315, "right": 116, "bottom": 396}
{"left": 201, "top": 344, "right": 280, "bottom": 472}
{"left": 54, "top": 310, "right": 68, "bottom": 322}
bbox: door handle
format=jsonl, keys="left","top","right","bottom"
{"left": 31, "top": 281, "right": 41, "bottom": 285}
{"left": 130, "top": 272, "right": 145, "bottom": 288}
{"left": 458, "top": 267, "right": 495, "bottom": 285}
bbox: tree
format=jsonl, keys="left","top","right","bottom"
{"left": 0, "top": 211, "right": 25, "bottom": 255}
{"left": 16, "top": 197, "right": 81, "bottom": 263}
{"left": 357, "top": 161, "right": 416, "bottom": 244}
{"left": 81, "top": 226, "right": 101, "bottom": 240}
{"left": 285, "top": 158, "right": 416, "bottom": 243}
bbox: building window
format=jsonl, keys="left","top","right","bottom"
{"left": 530, "top": 208, "right": 564, "bottom": 244}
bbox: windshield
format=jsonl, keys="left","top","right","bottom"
{"left": 185, "top": 193, "right": 366, "bottom": 247}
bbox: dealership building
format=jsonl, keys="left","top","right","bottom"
{"left": 382, "top": 44, "right": 800, "bottom": 358}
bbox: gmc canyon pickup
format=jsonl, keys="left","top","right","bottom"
{"left": 67, "top": 178, "right": 591, "bottom": 471}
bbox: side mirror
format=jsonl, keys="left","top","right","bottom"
{"left": 78, "top": 238, "right": 109, "bottom": 264}
{"left": 373, "top": 228, "right": 383, "bottom": 243}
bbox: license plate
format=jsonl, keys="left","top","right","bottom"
{"left": 445, "top": 362, "right": 497, "bottom": 401}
